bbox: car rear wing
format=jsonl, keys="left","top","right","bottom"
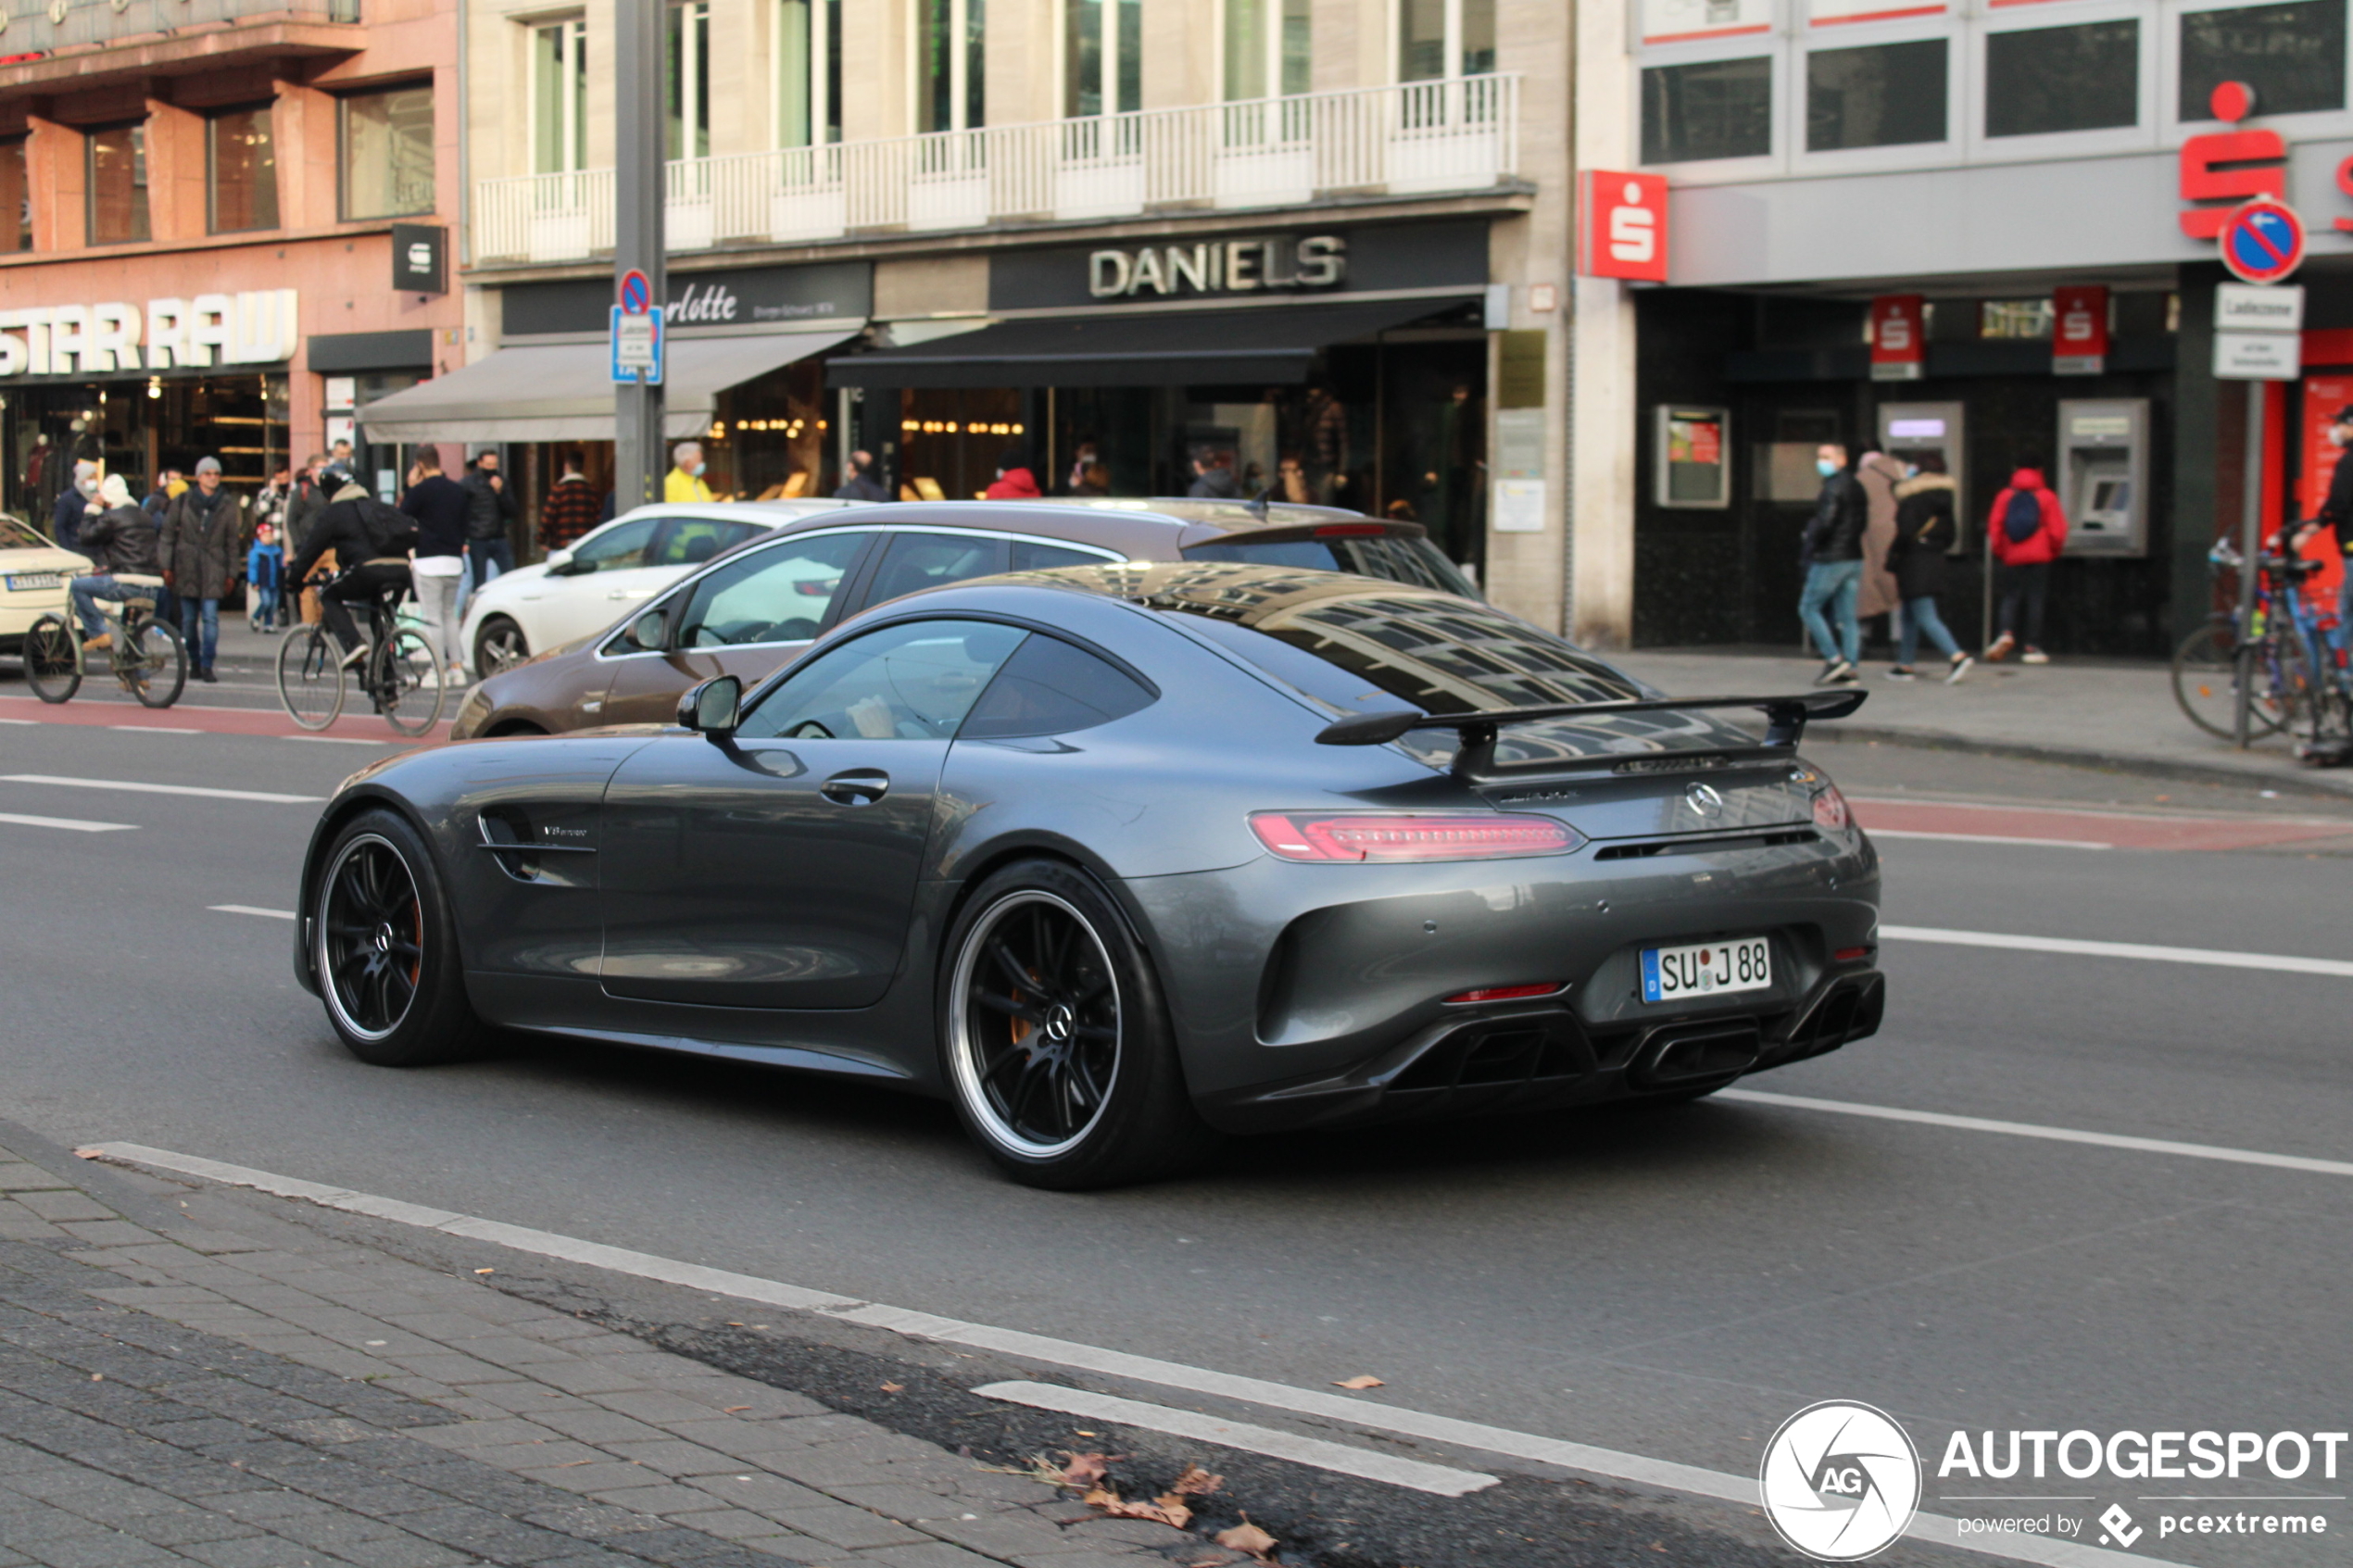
{"left": 1315, "top": 690, "right": 1869, "bottom": 777}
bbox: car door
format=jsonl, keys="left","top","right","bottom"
{"left": 598, "top": 529, "right": 875, "bottom": 727}
{"left": 598, "top": 617, "right": 1029, "bottom": 1010}
{"left": 527, "top": 516, "right": 661, "bottom": 648}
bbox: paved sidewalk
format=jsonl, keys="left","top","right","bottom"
{"left": 1612, "top": 646, "right": 2353, "bottom": 797}
{"left": 0, "top": 1145, "right": 1214, "bottom": 1568}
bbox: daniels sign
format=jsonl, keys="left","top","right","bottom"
{"left": 0, "top": 291, "right": 297, "bottom": 379}
{"left": 1088, "top": 235, "right": 1345, "bottom": 299}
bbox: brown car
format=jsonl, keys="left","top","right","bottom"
{"left": 447, "top": 497, "right": 1479, "bottom": 740}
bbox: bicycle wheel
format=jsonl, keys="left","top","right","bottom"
{"left": 374, "top": 628, "right": 447, "bottom": 737}
{"left": 277, "top": 624, "right": 345, "bottom": 731}
{"left": 2171, "top": 624, "right": 2285, "bottom": 739}
{"left": 20, "top": 614, "right": 81, "bottom": 704}
{"left": 123, "top": 615, "right": 187, "bottom": 709}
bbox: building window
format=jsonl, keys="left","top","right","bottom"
{"left": 341, "top": 84, "right": 435, "bottom": 220}
{"left": 922, "top": 0, "right": 986, "bottom": 130}
{"left": 207, "top": 105, "right": 279, "bottom": 232}
{"left": 1642, "top": 56, "right": 1772, "bottom": 162}
{"left": 86, "top": 123, "right": 150, "bottom": 245}
{"left": 1980, "top": 299, "right": 2054, "bottom": 338}
{"left": 2181, "top": 0, "right": 2347, "bottom": 118}
{"left": 779, "top": 0, "right": 842, "bottom": 146}
{"left": 1399, "top": 0, "right": 1495, "bottom": 80}
{"left": 1986, "top": 20, "right": 2138, "bottom": 137}
{"left": 1062, "top": 0, "right": 1135, "bottom": 118}
{"left": 0, "top": 138, "right": 28, "bottom": 251}
{"left": 534, "top": 17, "right": 587, "bottom": 174}
{"left": 1226, "top": 0, "right": 1309, "bottom": 100}
{"left": 669, "top": 1, "right": 711, "bottom": 158}
{"left": 1806, "top": 40, "right": 1948, "bottom": 151}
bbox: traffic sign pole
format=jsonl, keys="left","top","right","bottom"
{"left": 613, "top": 0, "right": 666, "bottom": 514}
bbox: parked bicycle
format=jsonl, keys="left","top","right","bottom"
{"left": 20, "top": 571, "right": 187, "bottom": 709}
{"left": 275, "top": 570, "right": 446, "bottom": 737}
{"left": 2172, "top": 538, "right": 2353, "bottom": 759}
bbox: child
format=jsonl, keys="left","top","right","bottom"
{"left": 247, "top": 521, "right": 284, "bottom": 633}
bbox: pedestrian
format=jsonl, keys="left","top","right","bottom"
{"left": 252, "top": 466, "right": 291, "bottom": 551}
{"left": 1855, "top": 447, "right": 1906, "bottom": 657}
{"left": 329, "top": 436, "right": 354, "bottom": 473}
{"left": 283, "top": 455, "right": 331, "bottom": 625}
{"left": 460, "top": 445, "right": 519, "bottom": 594}
{"left": 1798, "top": 442, "right": 1867, "bottom": 686}
{"left": 1187, "top": 450, "right": 1239, "bottom": 499}
{"left": 68, "top": 474, "right": 163, "bottom": 652}
{"left": 1884, "top": 456, "right": 1972, "bottom": 684}
{"left": 399, "top": 445, "right": 471, "bottom": 684}
{"left": 665, "top": 441, "right": 715, "bottom": 504}
{"left": 1984, "top": 464, "right": 2068, "bottom": 663}
{"left": 1066, "top": 440, "right": 1100, "bottom": 494}
{"left": 1276, "top": 453, "right": 1312, "bottom": 504}
{"left": 53, "top": 458, "right": 101, "bottom": 557}
{"left": 159, "top": 457, "right": 240, "bottom": 683}
{"left": 984, "top": 448, "right": 1041, "bottom": 499}
{"left": 286, "top": 468, "right": 417, "bottom": 667}
{"left": 1302, "top": 383, "right": 1350, "bottom": 503}
{"left": 142, "top": 469, "right": 179, "bottom": 523}
{"left": 537, "top": 451, "right": 602, "bottom": 555}
{"left": 834, "top": 448, "right": 889, "bottom": 502}
{"left": 245, "top": 521, "right": 285, "bottom": 633}
{"left": 2311, "top": 405, "right": 2353, "bottom": 637}
{"left": 1074, "top": 461, "right": 1112, "bottom": 497}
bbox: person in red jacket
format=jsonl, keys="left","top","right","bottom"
{"left": 1984, "top": 465, "right": 2067, "bottom": 663}
{"left": 983, "top": 448, "right": 1042, "bottom": 499}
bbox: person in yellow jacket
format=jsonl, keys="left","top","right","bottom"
{"left": 664, "top": 441, "right": 715, "bottom": 504}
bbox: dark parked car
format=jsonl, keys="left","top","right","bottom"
{"left": 297, "top": 562, "right": 1882, "bottom": 1189}
{"left": 447, "top": 499, "right": 1478, "bottom": 740}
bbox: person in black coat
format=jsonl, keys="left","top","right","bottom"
{"left": 1885, "top": 455, "right": 1971, "bottom": 683}
{"left": 1797, "top": 444, "right": 1868, "bottom": 684}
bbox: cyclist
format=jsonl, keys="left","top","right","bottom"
{"left": 283, "top": 466, "right": 419, "bottom": 669}
{"left": 69, "top": 474, "right": 164, "bottom": 653}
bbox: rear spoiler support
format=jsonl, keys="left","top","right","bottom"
{"left": 1314, "top": 691, "right": 1869, "bottom": 776}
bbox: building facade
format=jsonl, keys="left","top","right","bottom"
{"left": 0, "top": 0, "right": 462, "bottom": 523}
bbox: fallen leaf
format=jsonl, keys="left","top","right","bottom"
{"left": 724, "top": 1406, "right": 751, "bottom": 1413}
{"left": 1081, "top": 1485, "right": 1190, "bottom": 1528}
{"left": 1215, "top": 1518, "right": 1279, "bottom": 1560}
{"left": 1169, "top": 1463, "right": 1224, "bottom": 1496}
{"left": 1333, "top": 1374, "right": 1385, "bottom": 1390}
{"left": 879, "top": 1382, "right": 904, "bottom": 1393}
{"left": 472, "top": 1268, "right": 495, "bottom": 1275}
{"left": 89, "top": 1374, "right": 102, "bottom": 1382}
{"left": 1061, "top": 1452, "right": 1110, "bottom": 1486}
{"left": 725, "top": 1322, "right": 744, "bottom": 1327}
{"left": 1082, "top": 1486, "right": 1120, "bottom": 1508}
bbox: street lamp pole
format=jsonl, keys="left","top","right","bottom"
{"left": 613, "top": 0, "right": 666, "bottom": 511}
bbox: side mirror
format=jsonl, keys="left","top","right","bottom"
{"left": 626, "top": 608, "right": 668, "bottom": 651}
{"left": 678, "top": 674, "right": 741, "bottom": 740}
{"left": 544, "top": 549, "right": 577, "bottom": 575}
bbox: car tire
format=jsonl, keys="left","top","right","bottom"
{"left": 473, "top": 616, "right": 529, "bottom": 680}
{"left": 939, "top": 859, "right": 1216, "bottom": 1190}
{"left": 312, "top": 808, "right": 491, "bottom": 1069}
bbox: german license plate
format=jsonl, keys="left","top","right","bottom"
{"left": 1641, "top": 936, "right": 1771, "bottom": 1004}
{"left": 5, "top": 572, "right": 61, "bottom": 592}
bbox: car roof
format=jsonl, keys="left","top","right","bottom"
{"left": 749, "top": 498, "right": 1422, "bottom": 561}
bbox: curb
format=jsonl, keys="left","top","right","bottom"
{"left": 1811, "top": 721, "right": 2353, "bottom": 801}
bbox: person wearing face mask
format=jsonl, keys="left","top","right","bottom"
{"left": 1797, "top": 443, "right": 1867, "bottom": 686}
{"left": 53, "top": 460, "right": 100, "bottom": 558}
{"left": 666, "top": 441, "right": 716, "bottom": 504}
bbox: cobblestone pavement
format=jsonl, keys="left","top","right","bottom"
{"left": 0, "top": 1146, "right": 1211, "bottom": 1568}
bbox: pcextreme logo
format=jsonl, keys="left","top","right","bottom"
{"left": 1760, "top": 1401, "right": 1924, "bottom": 1562}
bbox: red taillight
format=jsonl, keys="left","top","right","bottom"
{"left": 1313, "top": 522, "right": 1388, "bottom": 537}
{"left": 1445, "top": 982, "right": 1565, "bottom": 1004}
{"left": 1833, "top": 947, "right": 1871, "bottom": 963}
{"left": 1249, "top": 812, "right": 1579, "bottom": 862}
{"left": 1812, "top": 785, "right": 1851, "bottom": 831}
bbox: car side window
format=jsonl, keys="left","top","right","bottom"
{"left": 960, "top": 634, "right": 1156, "bottom": 739}
{"left": 569, "top": 518, "right": 657, "bottom": 572}
{"left": 1010, "top": 540, "right": 1114, "bottom": 571}
{"left": 737, "top": 620, "right": 1028, "bottom": 742}
{"left": 674, "top": 531, "right": 871, "bottom": 650}
{"left": 651, "top": 516, "right": 761, "bottom": 568}
{"left": 859, "top": 532, "right": 1010, "bottom": 609}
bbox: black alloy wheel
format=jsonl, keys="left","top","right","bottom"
{"left": 313, "top": 809, "right": 489, "bottom": 1067}
{"left": 941, "top": 859, "right": 1215, "bottom": 1189}
{"left": 474, "top": 616, "right": 529, "bottom": 680}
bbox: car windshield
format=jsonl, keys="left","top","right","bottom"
{"left": 0, "top": 518, "right": 49, "bottom": 550}
{"left": 1184, "top": 533, "right": 1480, "bottom": 598}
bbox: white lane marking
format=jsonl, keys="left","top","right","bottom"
{"left": 1869, "top": 829, "right": 2111, "bottom": 850}
{"left": 1852, "top": 794, "right": 2353, "bottom": 828}
{"left": 76, "top": 1142, "right": 2182, "bottom": 1568}
{"left": 0, "top": 811, "right": 135, "bottom": 833}
{"left": 3, "top": 774, "right": 323, "bottom": 804}
{"left": 1881, "top": 923, "right": 2353, "bottom": 978}
{"left": 209, "top": 905, "right": 296, "bottom": 921}
{"left": 1719, "top": 1089, "right": 2353, "bottom": 1180}
{"left": 284, "top": 735, "right": 396, "bottom": 746}
{"left": 0, "top": 718, "right": 34, "bottom": 725}
{"left": 975, "top": 1382, "right": 1498, "bottom": 1496}
{"left": 107, "top": 725, "right": 200, "bottom": 734}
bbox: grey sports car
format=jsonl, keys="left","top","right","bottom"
{"left": 295, "top": 562, "right": 1883, "bottom": 1189}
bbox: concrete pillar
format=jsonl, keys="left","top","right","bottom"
{"left": 271, "top": 81, "right": 339, "bottom": 232}
{"left": 1141, "top": 0, "right": 1217, "bottom": 110}
{"left": 26, "top": 108, "right": 82, "bottom": 252}
{"left": 841, "top": 0, "right": 911, "bottom": 141}
{"left": 1564, "top": 0, "right": 1636, "bottom": 647}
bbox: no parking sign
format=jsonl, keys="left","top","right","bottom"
{"left": 2220, "top": 198, "right": 2306, "bottom": 285}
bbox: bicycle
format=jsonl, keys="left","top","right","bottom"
{"left": 2171, "top": 540, "right": 2313, "bottom": 740}
{"left": 20, "top": 571, "right": 188, "bottom": 709}
{"left": 275, "top": 570, "right": 447, "bottom": 737}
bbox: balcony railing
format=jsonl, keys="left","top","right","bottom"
{"left": 474, "top": 75, "right": 1519, "bottom": 267}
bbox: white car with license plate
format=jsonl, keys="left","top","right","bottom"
{"left": 0, "top": 517, "right": 91, "bottom": 655}
{"left": 458, "top": 498, "right": 861, "bottom": 679}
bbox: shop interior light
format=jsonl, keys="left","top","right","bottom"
{"left": 146, "top": 380, "right": 161, "bottom": 398}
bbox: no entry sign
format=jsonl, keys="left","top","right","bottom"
{"left": 2220, "top": 199, "right": 2306, "bottom": 284}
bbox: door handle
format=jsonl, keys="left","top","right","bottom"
{"left": 821, "top": 770, "right": 890, "bottom": 806}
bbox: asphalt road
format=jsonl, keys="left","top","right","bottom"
{"left": 3, "top": 715, "right": 2350, "bottom": 1568}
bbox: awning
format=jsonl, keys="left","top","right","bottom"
{"left": 358, "top": 326, "right": 862, "bottom": 444}
{"left": 825, "top": 299, "right": 1469, "bottom": 389}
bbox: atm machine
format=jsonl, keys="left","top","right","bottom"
{"left": 1876, "top": 402, "right": 1966, "bottom": 541}
{"left": 2056, "top": 399, "right": 2149, "bottom": 556}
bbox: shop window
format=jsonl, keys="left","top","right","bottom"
{"left": 0, "top": 138, "right": 28, "bottom": 252}
{"left": 1399, "top": 0, "right": 1495, "bottom": 80}
{"left": 1985, "top": 20, "right": 2138, "bottom": 137}
{"left": 779, "top": 0, "right": 842, "bottom": 146}
{"left": 1806, "top": 39, "right": 1948, "bottom": 152}
{"left": 1642, "top": 56, "right": 1772, "bottom": 163}
{"left": 1226, "top": 0, "right": 1310, "bottom": 100}
{"left": 1063, "top": 0, "right": 1134, "bottom": 118}
{"left": 923, "top": 0, "right": 988, "bottom": 130}
{"left": 1980, "top": 299, "right": 2054, "bottom": 338}
{"left": 533, "top": 17, "right": 588, "bottom": 174}
{"left": 341, "top": 85, "right": 434, "bottom": 220}
{"left": 86, "top": 123, "right": 149, "bottom": 245}
{"left": 208, "top": 106, "right": 279, "bottom": 233}
{"left": 2180, "top": 0, "right": 2347, "bottom": 118}
{"left": 669, "top": 1, "right": 711, "bottom": 159}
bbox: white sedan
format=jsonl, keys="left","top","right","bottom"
{"left": 0, "top": 517, "right": 91, "bottom": 655}
{"left": 459, "top": 498, "right": 859, "bottom": 679}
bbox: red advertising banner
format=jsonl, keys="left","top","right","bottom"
{"left": 2298, "top": 375, "right": 2351, "bottom": 608}
{"left": 1869, "top": 295, "right": 1925, "bottom": 382}
{"left": 2052, "top": 285, "right": 2108, "bottom": 375}
{"left": 1579, "top": 171, "right": 1669, "bottom": 282}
